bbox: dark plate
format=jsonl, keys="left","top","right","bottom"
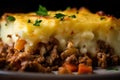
{"left": 0, "top": 66, "right": 120, "bottom": 80}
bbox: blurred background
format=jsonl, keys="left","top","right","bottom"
{"left": 0, "top": 0, "right": 120, "bottom": 17}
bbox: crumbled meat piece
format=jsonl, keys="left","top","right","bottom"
{"left": 65, "top": 54, "right": 78, "bottom": 64}
{"left": 19, "top": 61, "right": 29, "bottom": 71}
{"left": 35, "top": 55, "right": 45, "bottom": 63}
{"left": 0, "top": 43, "right": 8, "bottom": 57}
{"left": 46, "top": 45, "right": 59, "bottom": 65}
{"left": 111, "top": 55, "right": 119, "bottom": 65}
{"left": 0, "top": 58, "right": 6, "bottom": 68}
{"left": 19, "top": 61, "right": 51, "bottom": 72}
{"left": 0, "top": 41, "right": 4, "bottom": 54}
{"left": 46, "top": 37, "right": 59, "bottom": 51}
{"left": 34, "top": 42, "right": 47, "bottom": 63}
{"left": 79, "top": 54, "right": 92, "bottom": 66}
{"left": 6, "top": 47, "right": 16, "bottom": 60}
{"left": 51, "top": 65, "right": 59, "bottom": 71}
{"left": 61, "top": 41, "right": 79, "bottom": 60}
{"left": 97, "top": 40, "right": 114, "bottom": 55}
{"left": 34, "top": 42, "right": 46, "bottom": 55}
{"left": 96, "top": 52, "right": 107, "bottom": 68}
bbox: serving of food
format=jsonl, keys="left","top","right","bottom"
{"left": 0, "top": 5, "right": 120, "bottom": 75}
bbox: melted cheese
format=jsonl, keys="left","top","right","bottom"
{"left": 1, "top": 8, "right": 120, "bottom": 55}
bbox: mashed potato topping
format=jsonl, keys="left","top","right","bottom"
{"left": 1, "top": 7, "right": 120, "bottom": 55}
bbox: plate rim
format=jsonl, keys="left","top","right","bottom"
{"left": 0, "top": 69, "right": 120, "bottom": 80}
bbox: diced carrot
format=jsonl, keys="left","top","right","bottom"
{"left": 58, "top": 67, "right": 72, "bottom": 74}
{"left": 14, "top": 38, "right": 26, "bottom": 51}
{"left": 78, "top": 63, "right": 93, "bottom": 74}
{"left": 63, "top": 62, "right": 77, "bottom": 72}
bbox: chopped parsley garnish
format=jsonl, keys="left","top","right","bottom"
{"left": 5, "top": 23, "right": 7, "bottom": 26}
{"left": 36, "top": 5, "right": 48, "bottom": 16}
{"left": 27, "top": 19, "right": 31, "bottom": 23}
{"left": 7, "top": 16, "right": 16, "bottom": 21}
{"left": 54, "top": 13, "right": 66, "bottom": 20}
{"left": 69, "top": 15, "right": 76, "bottom": 18}
{"left": 66, "top": 6, "right": 71, "bottom": 10}
{"left": 76, "top": 11, "right": 79, "bottom": 14}
{"left": 33, "top": 19, "right": 42, "bottom": 26}
{"left": 100, "top": 17, "right": 106, "bottom": 20}
{"left": 106, "top": 67, "right": 119, "bottom": 71}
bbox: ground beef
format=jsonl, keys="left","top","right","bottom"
{"left": 0, "top": 37, "right": 61, "bottom": 72}
{"left": 0, "top": 38, "right": 119, "bottom": 73}
{"left": 96, "top": 40, "right": 120, "bottom": 68}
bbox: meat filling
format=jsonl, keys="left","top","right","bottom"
{"left": 0, "top": 38, "right": 119, "bottom": 74}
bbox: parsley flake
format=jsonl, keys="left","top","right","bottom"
{"left": 28, "top": 19, "right": 31, "bottom": 23}
{"left": 7, "top": 16, "right": 16, "bottom": 21}
{"left": 54, "top": 13, "right": 66, "bottom": 20}
{"left": 33, "top": 19, "right": 42, "bottom": 26}
{"left": 106, "top": 67, "right": 119, "bottom": 71}
{"left": 66, "top": 6, "right": 71, "bottom": 10}
{"left": 100, "top": 17, "right": 106, "bottom": 20}
{"left": 36, "top": 5, "right": 48, "bottom": 16}
{"left": 69, "top": 15, "right": 76, "bottom": 18}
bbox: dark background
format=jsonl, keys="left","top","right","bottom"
{"left": 0, "top": 0, "right": 120, "bottom": 18}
